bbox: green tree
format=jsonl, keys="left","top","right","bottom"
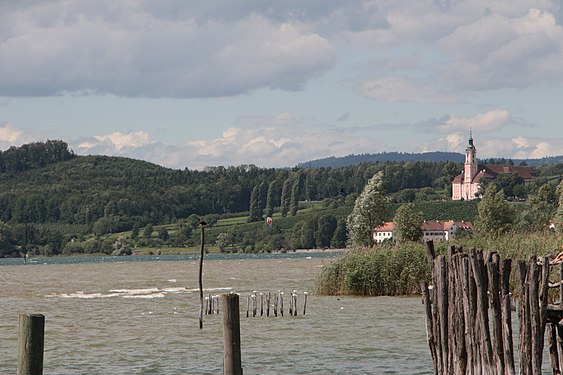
{"left": 476, "top": 184, "right": 515, "bottom": 237}
{"left": 347, "top": 171, "right": 388, "bottom": 247}
{"left": 393, "top": 203, "right": 423, "bottom": 242}
{"left": 158, "top": 227, "right": 169, "bottom": 241}
{"left": 316, "top": 214, "right": 337, "bottom": 248}
{"left": 131, "top": 224, "right": 140, "bottom": 239}
{"left": 516, "top": 195, "right": 554, "bottom": 232}
{"left": 264, "top": 180, "right": 279, "bottom": 219}
{"left": 557, "top": 181, "right": 563, "bottom": 233}
{"left": 301, "top": 216, "right": 318, "bottom": 249}
{"left": 143, "top": 223, "right": 154, "bottom": 239}
{"left": 290, "top": 174, "right": 302, "bottom": 216}
{"left": 248, "top": 184, "right": 262, "bottom": 222}
{"left": 330, "top": 219, "right": 348, "bottom": 249}
{"left": 0, "top": 221, "right": 14, "bottom": 257}
{"left": 280, "top": 177, "right": 292, "bottom": 217}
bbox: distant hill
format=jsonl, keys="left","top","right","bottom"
{"left": 297, "top": 152, "right": 465, "bottom": 168}
{"left": 297, "top": 152, "right": 563, "bottom": 168}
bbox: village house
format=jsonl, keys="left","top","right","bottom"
{"left": 373, "top": 220, "right": 473, "bottom": 243}
{"left": 451, "top": 133, "right": 535, "bottom": 200}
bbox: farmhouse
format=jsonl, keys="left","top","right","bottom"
{"left": 373, "top": 220, "right": 473, "bottom": 243}
{"left": 451, "top": 133, "right": 535, "bottom": 200}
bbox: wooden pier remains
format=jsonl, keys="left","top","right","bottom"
{"left": 208, "top": 290, "right": 309, "bottom": 318}
{"left": 421, "top": 241, "right": 563, "bottom": 375}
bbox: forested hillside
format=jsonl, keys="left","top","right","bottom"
{"left": 0, "top": 140, "right": 561, "bottom": 257}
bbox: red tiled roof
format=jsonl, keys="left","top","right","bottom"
{"left": 374, "top": 222, "right": 394, "bottom": 231}
{"left": 481, "top": 164, "right": 535, "bottom": 180}
{"left": 421, "top": 221, "right": 446, "bottom": 231}
{"left": 453, "top": 221, "right": 473, "bottom": 231}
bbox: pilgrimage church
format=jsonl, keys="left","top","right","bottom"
{"left": 451, "top": 133, "right": 535, "bottom": 200}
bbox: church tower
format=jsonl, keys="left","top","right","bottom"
{"left": 463, "top": 132, "right": 477, "bottom": 184}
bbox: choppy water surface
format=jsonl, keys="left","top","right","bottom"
{"left": 0, "top": 253, "right": 433, "bottom": 374}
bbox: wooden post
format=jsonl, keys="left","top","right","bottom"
{"left": 198, "top": 221, "right": 206, "bottom": 329}
{"left": 17, "top": 313, "right": 45, "bottom": 375}
{"left": 421, "top": 280, "right": 438, "bottom": 374}
{"left": 303, "top": 292, "right": 308, "bottom": 315}
{"left": 501, "top": 258, "right": 516, "bottom": 375}
{"left": 280, "top": 292, "right": 284, "bottom": 317}
{"left": 222, "top": 294, "right": 243, "bottom": 375}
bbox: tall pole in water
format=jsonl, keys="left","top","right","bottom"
{"left": 198, "top": 220, "right": 206, "bottom": 329}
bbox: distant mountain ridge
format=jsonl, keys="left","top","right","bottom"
{"left": 297, "top": 152, "right": 563, "bottom": 168}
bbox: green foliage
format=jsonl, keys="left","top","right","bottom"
{"left": 316, "top": 214, "right": 337, "bottom": 248}
{"left": 143, "top": 223, "right": 154, "bottom": 238}
{"left": 347, "top": 171, "right": 388, "bottom": 247}
{"left": 247, "top": 184, "right": 262, "bottom": 222}
{"left": 316, "top": 244, "right": 429, "bottom": 296}
{"left": 476, "top": 184, "right": 515, "bottom": 237}
{"left": 393, "top": 203, "right": 423, "bottom": 242}
{"left": 557, "top": 181, "right": 563, "bottom": 233}
{"left": 318, "top": 231, "right": 561, "bottom": 296}
{"left": 330, "top": 219, "right": 348, "bottom": 248}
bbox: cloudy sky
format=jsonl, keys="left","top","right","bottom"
{"left": 1, "top": 0, "right": 562, "bottom": 169}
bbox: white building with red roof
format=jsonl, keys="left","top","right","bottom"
{"left": 373, "top": 222, "right": 395, "bottom": 243}
{"left": 373, "top": 220, "right": 473, "bottom": 243}
{"left": 451, "top": 133, "right": 535, "bottom": 200}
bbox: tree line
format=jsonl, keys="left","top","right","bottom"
{"left": 0, "top": 140, "right": 561, "bottom": 257}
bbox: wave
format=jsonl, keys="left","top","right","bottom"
{"left": 46, "top": 286, "right": 233, "bottom": 299}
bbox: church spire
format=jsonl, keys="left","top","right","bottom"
{"left": 464, "top": 131, "right": 477, "bottom": 184}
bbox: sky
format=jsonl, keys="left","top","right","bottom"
{"left": 1, "top": 0, "right": 562, "bottom": 170}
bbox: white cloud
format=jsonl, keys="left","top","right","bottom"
{"left": 512, "top": 136, "right": 530, "bottom": 149}
{"left": 435, "top": 110, "right": 512, "bottom": 133}
{"left": 0, "top": 2, "right": 335, "bottom": 97}
{"left": 360, "top": 76, "right": 455, "bottom": 103}
{"left": 0, "top": 122, "right": 24, "bottom": 143}
{"left": 439, "top": 7, "right": 563, "bottom": 89}
{"left": 430, "top": 133, "right": 563, "bottom": 159}
{"left": 93, "top": 131, "right": 152, "bottom": 150}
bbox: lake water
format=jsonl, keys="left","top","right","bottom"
{"left": 0, "top": 252, "right": 434, "bottom": 374}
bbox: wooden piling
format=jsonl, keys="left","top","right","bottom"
{"left": 222, "top": 294, "right": 242, "bottom": 375}
{"left": 303, "top": 292, "right": 308, "bottom": 315}
{"left": 198, "top": 222, "right": 206, "bottom": 329}
{"left": 280, "top": 292, "right": 284, "bottom": 317}
{"left": 422, "top": 247, "right": 560, "bottom": 374}
{"left": 17, "top": 313, "right": 44, "bottom": 375}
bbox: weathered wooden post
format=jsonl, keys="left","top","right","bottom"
{"left": 17, "top": 313, "right": 44, "bottom": 375}
{"left": 198, "top": 220, "right": 206, "bottom": 329}
{"left": 222, "top": 294, "right": 243, "bottom": 375}
{"left": 303, "top": 292, "right": 308, "bottom": 315}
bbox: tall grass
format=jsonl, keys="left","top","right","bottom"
{"left": 316, "top": 231, "right": 562, "bottom": 296}
{"left": 316, "top": 243, "right": 429, "bottom": 296}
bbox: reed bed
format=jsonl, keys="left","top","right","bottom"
{"left": 316, "top": 232, "right": 561, "bottom": 296}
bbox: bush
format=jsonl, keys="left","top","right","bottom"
{"left": 316, "top": 243, "right": 429, "bottom": 296}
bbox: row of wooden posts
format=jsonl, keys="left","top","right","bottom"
{"left": 421, "top": 241, "right": 563, "bottom": 375}
{"left": 205, "top": 291, "right": 309, "bottom": 317}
